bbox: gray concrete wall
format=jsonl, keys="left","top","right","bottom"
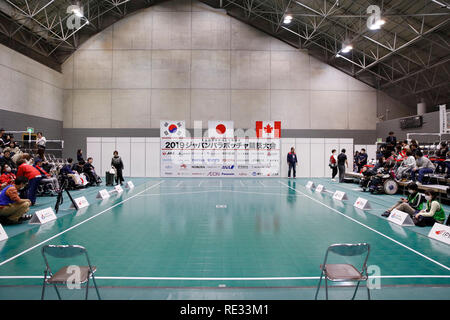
{"left": 62, "top": 0, "right": 411, "bottom": 132}
{"left": 0, "top": 44, "right": 63, "bottom": 121}
{"left": 375, "top": 111, "right": 441, "bottom": 143}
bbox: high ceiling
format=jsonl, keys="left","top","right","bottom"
{"left": 0, "top": 0, "right": 449, "bottom": 109}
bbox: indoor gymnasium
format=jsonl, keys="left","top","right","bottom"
{"left": 0, "top": 0, "right": 449, "bottom": 303}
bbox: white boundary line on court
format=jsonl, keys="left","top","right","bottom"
{"left": 0, "top": 275, "right": 449, "bottom": 281}
{"left": 279, "top": 181, "right": 450, "bottom": 272}
{"left": 137, "top": 190, "right": 302, "bottom": 197}
{"left": 0, "top": 181, "right": 165, "bottom": 267}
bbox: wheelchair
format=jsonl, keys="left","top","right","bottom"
{"left": 360, "top": 167, "right": 398, "bottom": 195}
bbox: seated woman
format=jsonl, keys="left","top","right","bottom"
{"left": 34, "top": 158, "right": 60, "bottom": 194}
{"left": 0, "top": 164, "right": 16, "bottom": 190}
{"left": 60, "top": 158, "right": 88, "bottom": 187}
{"left": 413, "top": 190, "right": 446, "bottom": 227}
{"left": 395, "top": 150, "right": 415, "bottom": 180}
{"left": 382, "top": 182, "right": 424, "bottom": 217}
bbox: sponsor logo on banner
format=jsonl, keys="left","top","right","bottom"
{"left": 222, "top": 165, "right": 235, "bottom": 170}
{"left": 30, "top": 207, "right": 57, "bottom": 224}
{"left": 428, "top": 223, "right": 450, "bottom": 245}
{"left": 0, "top": 224, "right": 8, "bottom": 242}
{"left": 239, "top": 173, "right": 248, "bottom": 176}
{"left": 191, "top": 165, "right": 205, "bottom": 169}
{"left": 192, "top": 173, "right": 204, "bottom": 176}
{"left": 207, "top": 172, "right": 220, "bottom": 176}
{"left": 387, "top": 209, "right": 415, "bottom": 226}
{"left": 221, "top": 173, "right": 235, "bottom": 176}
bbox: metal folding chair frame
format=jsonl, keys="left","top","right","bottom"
{"left": 314, "top": 243, "right": 371, "bottom": 300}
{"left": 41, "top": 245, "right": 101, "bottom": 300}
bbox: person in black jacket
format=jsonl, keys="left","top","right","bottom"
{"left": 287, "top": 147, "right": 298, "bottom": 178}
{"left": 0, "top": 148, "right": 17, "bottom": 173}
{"left": 111, "top": 151, "right": 124, "bottom": 185}
{"left": 83, "top": 157, "right": 101, "bottom": 186}
{"left": 337, "top": 149, "right": 348, "bottom": 183}
{"left": 386, "top": 131, "right": 397, "bottom": 152}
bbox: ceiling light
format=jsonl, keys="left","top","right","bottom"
{"left": 341, "top": 43, "right": 353, "bottom": 53}
{"left": 283, "top": 15, "right": 292, "bottom": 24}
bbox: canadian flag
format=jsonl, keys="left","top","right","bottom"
{"left": 208, "top": 121, "right": 234, "bottom": 138}
{"left": 256, "top": 121, "right": 281, "bottom": 138}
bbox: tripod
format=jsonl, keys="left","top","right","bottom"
{"left": 54, "top": 179, "right": 77, "bottom": 213}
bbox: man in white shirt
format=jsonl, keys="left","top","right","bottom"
{"left": 36, "top": 132, "right": 46, "bottom": 159}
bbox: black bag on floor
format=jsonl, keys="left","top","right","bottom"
{"left": 105, "top": 172, "right": 115, "bottom": 186}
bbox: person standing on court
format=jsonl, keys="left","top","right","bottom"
{"left": 287, "top": 147, "right": 298, "bottom": 179}
{"left": 337, "top": 149, "right": 348, "bottom": 183}
{"left": 329, "top": 149, "right": 338, "bottom": 181}
{"left": 111, "top": 151, "right": 124, "bottom": 186}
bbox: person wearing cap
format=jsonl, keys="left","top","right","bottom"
{"left": 16, "top": 159, "right": 42, "bottom": 205}
{"left": 0, "top": 176, "right": 32, "bottom": 225}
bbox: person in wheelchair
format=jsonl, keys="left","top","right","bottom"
{"left": 34, "top": 158, "right": 60, "bottom": 196}
{"left": 60, "top": 158, "right": 88, "bottom": 188}
{"left": 83, "top": 157, "right": 102, "bottom": 186}
{"left": 395, "top": 150, "right": 415, "bottom": 181}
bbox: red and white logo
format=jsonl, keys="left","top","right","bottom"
{"left": 208, "top": 121, "right": 234, "bottom": 138}
{"left": 256, "top": 121, "right": 281, "bottom": 138}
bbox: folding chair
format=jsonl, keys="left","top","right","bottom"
{"left": 314, "top": 243, "right": 370, "bottom": 300}
{"left": 41, "top": 245, "right": 101, "bottom": 300}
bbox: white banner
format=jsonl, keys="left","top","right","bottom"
{"left": 160, "top": 137, "right": 280, "bottom": 178}
{"left": 428, "top": 223, "right": 450, "bottom": 245}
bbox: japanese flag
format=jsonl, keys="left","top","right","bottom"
{"left": 160, "top": 120, "right": 186, "bottom": 137}
{"left": 208, "top": 121, "right": 234, "bottom": 138}
{"left": 256, "top": 121, "right": 281, "bottom": 138}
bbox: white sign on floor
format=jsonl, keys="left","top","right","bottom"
{"left": 333, "top": 190, "right": 348, "bottom": 201}
{"left": 305, "top": 181, "right": 315, "bottom": 189}
{"left": 354, "top": 197, "right": 371, "bottom": 210}
{"left": 125, "top": 181, "right": 135, "bottom": 189}
{"left": 387, "top": 209, "right": 415, "bottom": 226}
{"left": 315, "top": 184, "right": 326, "bottom": 193}
{"left": 96, "top": 189, "right": 110, "bottom": 200}
{"left": 29, "top": 207, "right": 57, "bottom": 225}
{"left": 69, "top": 196, "right": 90, "bottom": 210}
{"left": 114, "top": 185, "right": 124, "bottom": 194}
{"left": 428, "top": 223, "right": 450, "bottom": 245}
{"left": 0, "top": 224, "right": 8, "bottom": 242}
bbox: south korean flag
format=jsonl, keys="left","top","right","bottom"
{"left": 160, "top": 120, "right": 186, "bottom": 137}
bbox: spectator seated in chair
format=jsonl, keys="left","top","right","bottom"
{"left": 83, "top": 157, "right": 101, "bottom": 186}
{"left": 0, "top": 164, "right": 16, "bottom": 190}
{"left": 0, "top": 176, "right": 32, "bottom": 225}
{"left": 382, "top": 182, "right": 424, "bottom": 217}
{"left": 0, "top": 148, "right": 17, "bottom": 174}
{"left": 413, "top": 190, "right": 446, "bottom": 227}
{"left": 34, "top": 158, "right": 60, "bottom": 195}
{"left": 395, "top": 150, "right": 415, "bottom": 181}
{"left": 411, "top": 150, "right": 436, "bottom": 185}
{"left": 61, "top": 158, "right": 88, "bottom": 187}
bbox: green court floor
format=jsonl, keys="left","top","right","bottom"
{"left": 0, "top": 178, "right": 449, "bottom": 300}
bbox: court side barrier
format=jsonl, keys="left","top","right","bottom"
{"left": 97, "top": 180, "right": 135, "bottom": 200}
